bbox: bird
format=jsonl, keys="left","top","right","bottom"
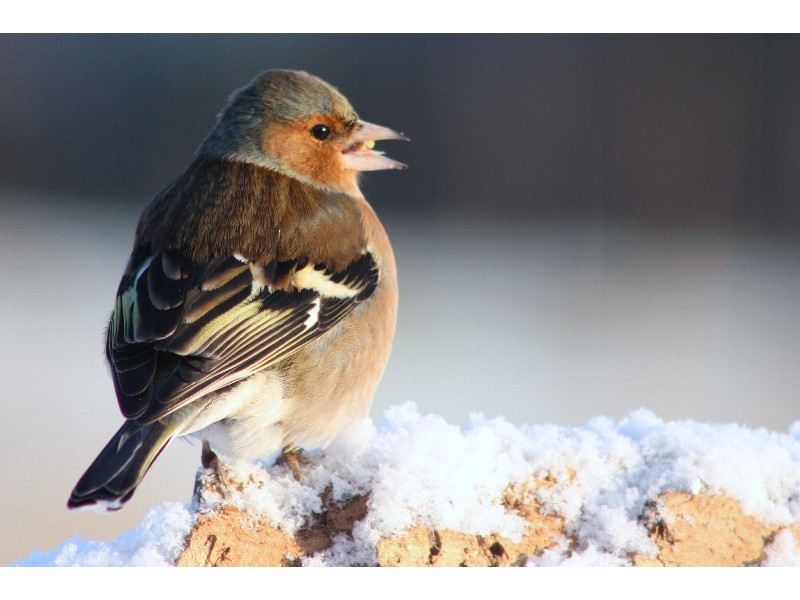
{"left": 68, "top": 69, "right": 406, "bottom": 511}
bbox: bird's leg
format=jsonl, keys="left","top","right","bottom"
{"left": 193, "top": 440, "right": 227, "bottom": 505}
{"left": 277, "top": 448, "right": 306, "bottom": 483}
{"left": 201, "top": 439, "right": 220, "bottom": 470}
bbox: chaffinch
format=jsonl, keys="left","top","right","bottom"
{"left": 68, "top": 70, "right": 406, "bottom": 510}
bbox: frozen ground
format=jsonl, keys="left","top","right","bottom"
{"left": 4, "top": 191, "right": 800, "bottom": 564}
{"left": 18, "top": 403, "right": 800, "bottom": 566}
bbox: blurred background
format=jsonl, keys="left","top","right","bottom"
{"left": 2, "top": 34, "right": 800, "bottom": 564}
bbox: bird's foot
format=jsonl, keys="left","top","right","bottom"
{"left": 193, "top": 440, "right": 231, "bottom": 505}
{"left": 277, "top": 448, "right": 307, "bottom": 483}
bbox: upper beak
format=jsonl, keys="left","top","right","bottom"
{"left": 341, "top": 120, "right": 409, "bottom": 172}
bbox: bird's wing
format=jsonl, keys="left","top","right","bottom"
{"left": 107, "top": 246, "right": 378, "bottom": 422}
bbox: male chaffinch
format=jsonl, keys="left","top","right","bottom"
{"left": 68, "top": 70, "right": 406, "bottom": 510}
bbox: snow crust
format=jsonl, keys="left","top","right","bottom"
{"left": 18, "top": 403, "right": 800, "bottom": 566}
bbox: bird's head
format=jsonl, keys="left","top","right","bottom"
{"left": 200, "top": 69, "right": 408, "bottom": 197}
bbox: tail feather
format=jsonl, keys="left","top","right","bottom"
{"left": 68, "top": 420, "right": 177, "bottom": 511}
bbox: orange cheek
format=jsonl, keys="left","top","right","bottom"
{"left": 263, "top": 123, "right": 352, "bottom": 191}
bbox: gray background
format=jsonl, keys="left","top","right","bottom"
{"left": 2, "top": 34, "right": 800, "bottom": 564}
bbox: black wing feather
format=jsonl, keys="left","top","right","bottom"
{"left": 107, "top": 249, "right": 378, "bottom": 423}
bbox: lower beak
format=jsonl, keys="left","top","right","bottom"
{"left": 341, "top": 120, "right": 409, "bottom": 171}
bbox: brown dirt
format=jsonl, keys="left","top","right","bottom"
{"left": 175, "top": 466, "right": 798, "bottom": 567}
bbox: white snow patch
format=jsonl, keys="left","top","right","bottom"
{"left": 19, "top": 503, "right": 193, "bottom": 567}
{"left": 16, "top": 404, "right": 800, "bottom": 566}
{"left": 762, "top": 530, "right": 800, "bottom": 567}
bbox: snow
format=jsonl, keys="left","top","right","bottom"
{"left": 761, "top": 530, "right": 800, "bottom": 567}
{"left": 21, "top": 503, "right": 193, "bottom": 567}
{"left": 16, "top": 403, "right": 800, "bottom": 566}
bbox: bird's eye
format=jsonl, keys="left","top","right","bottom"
{"left": 310, "top": 124, "right": 331, "bottom": 141}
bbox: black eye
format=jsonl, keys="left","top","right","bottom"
{"left": 310, "top": 124, "right": 331, "bottom": 140}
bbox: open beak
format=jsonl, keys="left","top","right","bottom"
{"left": 341, "top": 120, "right": 409, "bottom": 171}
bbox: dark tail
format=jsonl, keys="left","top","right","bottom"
{"left": 68, "top": 419, "right": 177, "bottom": 511}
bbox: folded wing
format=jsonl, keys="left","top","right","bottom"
{"left": 107, "top": 247, "right": 378, "bottom": 423}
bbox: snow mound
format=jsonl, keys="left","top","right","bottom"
{"left": 17, "top": 403, "right": 800, "bottom": 566}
